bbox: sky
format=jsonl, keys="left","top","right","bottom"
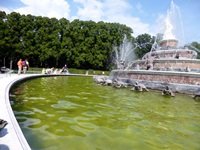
{"left": 0, "top": 0, "right": 200, "bottom": 44}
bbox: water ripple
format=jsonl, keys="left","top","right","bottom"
{"left": 51, "top": 100, "right": 83, "bottom": 109}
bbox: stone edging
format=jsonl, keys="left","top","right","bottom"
{"left": 0, "top": 74, "right": 43, "bottom": 150}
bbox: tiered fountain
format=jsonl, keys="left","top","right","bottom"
{"left": 109, "top": 1, "right": 200, "bottom": 94}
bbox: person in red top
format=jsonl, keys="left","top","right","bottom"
{"left": 17, "top": 59, "right": 23, "bottom": 75}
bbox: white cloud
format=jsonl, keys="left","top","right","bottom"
{"left": 112, "top": 15, "right": 149, "bottom": 36}
{"left": 14, "top": 0, "right": 70, "bottom": 19}
{"left": 136, "top": 3, "right": 145, "bottom": 15}
{"left": 0, "top": 6, "right": 12, "bottom": 14}
{"left": 103, "top": 0, "right": 132, "bottom": 16}
{"left": 73, "top": 0, "right": 104, "bottom": 21}
{"left": 73, "top": 0, "right": 150, "bottom": 37}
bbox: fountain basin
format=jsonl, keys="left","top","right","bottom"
{"left": 109, "top": 70, "right": 200, "bottom": 94}
{"left": 10, "top": 76, "right": 200, "bottom": 149}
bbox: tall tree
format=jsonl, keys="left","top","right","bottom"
{"left": 0, "top": 11, "right": 7, "bottom": 66}
{"left": 4, "top": 12, "right": 23, "bottom": 69}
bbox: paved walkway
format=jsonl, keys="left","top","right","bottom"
{"left": 0, "top": 73, "right": 36, "bottom": 150}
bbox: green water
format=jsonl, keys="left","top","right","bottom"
{"left": 10, "top": 76, "right": 200, "bottom": 150}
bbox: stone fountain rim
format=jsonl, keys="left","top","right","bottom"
{"left": 109, "top": 70, "right": 200, "bottom": 94}
{"left": 149, "top": 49, "right": 196, "bottom": 53}
{"left": 111, "top": 69, "right": 200, "bottom": 77}
{"left": 132, "top": 58, "right": 200, "bottom": 63}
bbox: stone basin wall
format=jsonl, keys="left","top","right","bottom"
{"left": 130, "top": 59, "right": 200, "bottom": 73}
{"left": 110, "top": 70, "right": 200, "bottom": 94}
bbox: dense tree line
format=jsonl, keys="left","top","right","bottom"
{"left": 0, "top": 11, "right": 134, "bottom": 70}
{"left": 0, "top": 11, "right": 199, "bottom": 70}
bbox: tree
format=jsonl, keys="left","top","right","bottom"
{"left": 135, "top": 33, "right": 153, "bottom": 59}
{"left": 189, "top": 42, "right": 200, "bottom": 59}
{"left": 0, "top": 11, "right": 7, "bottom": 66}
{"left": 0, "top": 11, "right": 136, "bottom": 70}
{"left": 3, "top": 12, "right": 23, "bottom": 69}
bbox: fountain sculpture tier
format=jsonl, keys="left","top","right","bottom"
{"left": 109, "top": 37, "right": 200, "bottom": 94}
{"left": 109, "top": 35, "right": 200, "bottom": 94}
{"left": 109, "top": 0, "right": 200, "bottom": 95}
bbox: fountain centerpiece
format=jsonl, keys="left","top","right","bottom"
{"left": 159, "top": 1, "right": 179, "bottom": 48}
{"left": 159, "top": 18, "right": 178, "bottom": 48}
{"left": 109, "top": 0, "right": 200, "bottom": 94}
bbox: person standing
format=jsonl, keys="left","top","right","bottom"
{"left": 23, "top": 59, "right": 29, "bottom": 74}
{"left": 17, "top": 59, "right": 23, "bottom": 75}
{"left": 25, "top": 59, "right": 29, "bottom": 70}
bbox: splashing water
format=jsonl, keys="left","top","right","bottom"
{"left": 163, "top": 17, "right": 176, "bottom": 40}
{"left": 114, "top": 35, "right": 136, "bottom": 69}
{"left": 159, "top": 0, "right": 185, "bottom": 46}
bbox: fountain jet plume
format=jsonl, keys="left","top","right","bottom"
{"left": 113, "top": 35, "right": 136, "bottom": 69}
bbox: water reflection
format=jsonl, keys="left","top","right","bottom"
{"left": 10, "top": 76, "right": 200, "bottom": 150}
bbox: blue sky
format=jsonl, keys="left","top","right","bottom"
{"left": 0, "top": 0, "right": 200, "bottom": 44}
